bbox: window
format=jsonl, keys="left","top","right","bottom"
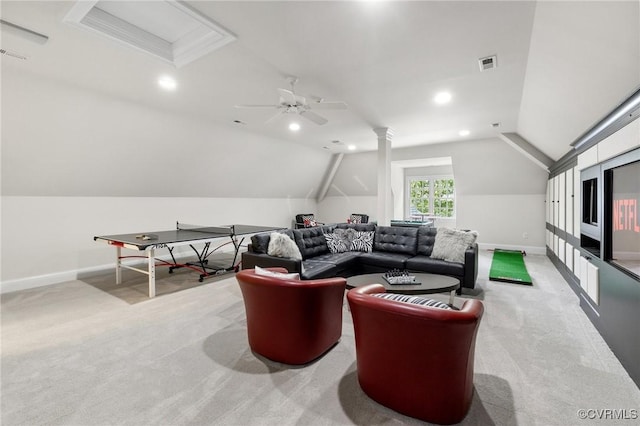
{"left": 407, "top": 176, "right": 455, "bottom": 219}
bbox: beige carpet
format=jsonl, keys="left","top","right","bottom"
{"left": 2, "top": 251, "right": 639, "bottom": 425}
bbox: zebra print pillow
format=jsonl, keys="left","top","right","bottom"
{"left": 350, "top": 231, "right": 374, "bottom": 252}
{"left": 372, "top": 293, "right": 452, "bottom": 310}
{"left": 324, "top": 233, "right": 349, "bottom": 253}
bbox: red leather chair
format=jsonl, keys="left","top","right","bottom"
{"left": 347, "top": 284, "right": 484, "bottom": 425}
{"left": 236, "top": 268, "right": 346, "bottom": 365}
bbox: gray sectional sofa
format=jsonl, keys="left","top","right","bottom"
{"left": 241, "top": 223, "right": 479, "bottom": 290}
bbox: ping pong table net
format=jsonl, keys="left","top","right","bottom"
{"left": 176, "top": 222, "right": 235, "bottom": 236}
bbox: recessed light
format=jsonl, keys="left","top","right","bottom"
{"left": 347, "top": 145, "right": 356, "bottom": 151}
{"left": 459, "top": 130, "right": 470, "bottom": 137}
{"left": 434, "top": 91, "right": 452, "bottom": 104}
{"left": 158, "top": 76, "right": 177, "bottom": 91}
{"left": 289, "top": 122, "right": 300, "bottom": 131}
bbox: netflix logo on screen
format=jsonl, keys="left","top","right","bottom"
{"left": 613, "top": 198, "right": 640, "bottom": 233}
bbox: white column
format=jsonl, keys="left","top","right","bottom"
{"left": 374, "top": 127, "right": 393, "bottom": 226}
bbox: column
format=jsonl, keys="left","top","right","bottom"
{"left": 374, "top": 127, "right": 393, "bottom": 226}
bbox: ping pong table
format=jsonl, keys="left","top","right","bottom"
{"left": 94, "top": 223, "right": 283, "bottom": 298}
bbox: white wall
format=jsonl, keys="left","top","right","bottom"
{"left": 1, "top": 196, "right": 316, "bottom": 292}
{"left": 1, "top": 69, "right": 330, "bottom": 292}
{"left": 2, "top": 68, "right": 332, "bottom": 198}
{"left": 321, "top": 137, "right": 548, "bottom": 250}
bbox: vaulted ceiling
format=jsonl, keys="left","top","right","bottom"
{"left": 1, "top": 1, "right": 638, "bottom": 161}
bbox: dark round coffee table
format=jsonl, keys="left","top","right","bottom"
{"left": 346, "top": 272, "right": 460, "bottom": 305}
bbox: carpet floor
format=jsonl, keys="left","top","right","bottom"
{"left": 2, "top": 251, "right": 639, "bottom": 425}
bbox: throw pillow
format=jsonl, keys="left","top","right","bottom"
{"left": 254, "top": 265, "right": 300, "bottom": 280}
{"left": 267, "top": 232, "right": 303, "bottom": 260}
{"left": 373, "top": 293, "right": 452, "bottom": 310}
{"left": 350, "top": 231, "right": 374, "bottom": 252}
{"left": 324, "top": 233, "right": 349, "bottom": 253}
{"left": 431, "top": 228, "right": 478, "bottom": 263}
{"left": 349, "top": 214, "right": 363, "bottom": 224}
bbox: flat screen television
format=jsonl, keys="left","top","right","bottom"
{"left": 580, "top": 165, "right": 601, "bottom": 256}
{"left": 604, "top": 151, "right": 640, "bottom": 280}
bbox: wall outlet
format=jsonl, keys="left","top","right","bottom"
{"left": 522, "top": 232, "right": 529, "bottom": 239}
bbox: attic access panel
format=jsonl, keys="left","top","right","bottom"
{"left": 64, "top": 0, "right": 236, "bottom": 68}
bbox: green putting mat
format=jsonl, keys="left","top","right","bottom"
{"left": 489, "top": 249, "right": 532, "bottom": 285}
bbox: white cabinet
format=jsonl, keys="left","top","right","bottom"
{"left": 565, "top": 241, "right": 574, "bottom": 272}
{"left": 579, "top": 256, "right": 600, "bottom": 305}
{"left": 558, "top": 237, "right": 566, "bottom": 264}
{"left": 558, "top": 172, "right": 566, "bottom": 230}
{"left": 574, "top": 248, "right": 581, "bottom": 278}
{"left": 565, "top": 169, "right": 573, "bottom": 235}
{"left": 553, "top": 175, "right": 559, "bottom": 226}
{"left": 573, "top": 168, "right": 581, "bottom": 238}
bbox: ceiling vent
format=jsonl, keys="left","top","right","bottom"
{"left": 63, "top": 0, "right": 236, "bottom": 68}
{"left": 478, "top": 55, "right": 497, "bottom": 72}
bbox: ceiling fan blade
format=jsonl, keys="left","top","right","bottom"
{"left": 300, "top": 110, "right": 328, "bottom": 125}
{"left": 277, "top": 88, "right": 297, "bottom": 105}
{"left": 234, "top": 104, "right": 280, "bottom": 109}
{"left": 310, "top": 101, "right": 348, "bottom": 110}
{"left": 265, "top": 110, "right": 284, "bottom": 124}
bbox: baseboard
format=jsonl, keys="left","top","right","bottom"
{"left": 0, "top": 251, "right": 236, "bottom": 295}
{"left": 1, "top": 264, "right": 110, "bottom": 294}
{"left": 478, "top": 243, "right": 546, "bottom": 255}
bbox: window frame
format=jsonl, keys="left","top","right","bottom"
{"left": 405, "top": 174, "right": 456, "bottom": 220}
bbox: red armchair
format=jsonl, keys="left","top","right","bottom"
{"left": 347, "top": 284, "right": 484, "bottom": 425}
{"left": 236, "top": 268, "right": 346, "bottom": 365}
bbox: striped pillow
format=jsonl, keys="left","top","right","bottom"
{"left": 350, "top": 231, "right": 374, "bottom": 252}
{"left": 372, "top": 293, "right": 452, "bottom": 310}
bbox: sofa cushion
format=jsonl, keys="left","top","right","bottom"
{"left": 251, "top": 229, "right": 295, "bottom": 254}
{"left": 334, "top": 223, "right": 376, "bottom": 232}
{"left": 416, "top": 226, "right": 437, "bottom": 256}
{"left": 267, "top": 232, "right": 302, "bottom": 260}
{"left": 325, "top": 233, "right": 349, "bottom": 253}
{"left": 431, "top": 228, "right": 478, "bottom": 263}
{"left": 405, "top": 255, "right": 465, "bottom": 277}
{"left": 310, "top": 251, "right": 362, "bottom": 266}
{"left": 293, "top": 227, "right": 330, "bottom": 259}
{"left": 373, "top": 226, "right": 419, "bottom": 255}
{"left": 359, "top": 251, "right": 412, "bottom": 270}
{"left": 350, "top": 231, "right": 374, "bottom": 252}
{"left": 372, "top": 293, "right": 452, "bottom": 310}
{"left": 300, "top": 260, "right": 339, "bottom": 280}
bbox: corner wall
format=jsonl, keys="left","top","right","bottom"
{"left": 1, "top": 196, "right": 316, "bottom": 292}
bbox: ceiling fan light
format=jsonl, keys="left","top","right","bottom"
{"left": 459, "top": 129, "right": 470, "bottom": 136}
{"left": 289, "top": 122, "right": 301, "bottom": 131}
{"left": 434, "top": 91, "right": 452, "bottom": 104}
{"left": 158, "top": 76, "right": 177, "bottom": 91}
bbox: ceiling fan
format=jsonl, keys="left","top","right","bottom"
{"left": 235, "top": 77, "right": 347, "bottom": 125}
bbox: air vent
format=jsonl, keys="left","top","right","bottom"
{"left": 479, "top": 55, "right": 497, "bottom": 72}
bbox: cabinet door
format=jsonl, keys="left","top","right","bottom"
{"left": 553, "top": 176, "right": 559, "bottom": 226}
{"left": 558, "top": 173, "right": 566, "bottom": 231}
{"left": 573, "top": 168, "right": 581, "bottom": 238}
{"left": 574, "top": 248, "right": 581, "bottom": 278}
{"left": 546, "top": 179, "right": 552, "bottom": 223}
{"left": 565, "top": 169, "right": 573, "bottom": 235}
{"left": 565, "top": 242, "right": 574, "bottom": 272}
{"left": 558, "top": 237, "right": 566, "bottom": 264}
{"left": 579, "top": 257, "right": 589, "bottom": 291}
{"left": 587, "top": 262, "right": 599, "bottom": 305}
